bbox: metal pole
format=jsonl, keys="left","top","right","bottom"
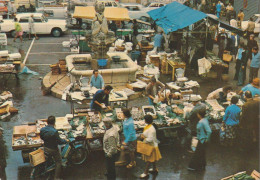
{"left": 204, "top": 17, "right": 208, "bottom": 57}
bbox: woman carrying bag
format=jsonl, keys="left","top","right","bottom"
{"left": 139, "top": 115, "right": 162, "bottom": 179}
{"left": 188, "top": 108, "right": 211, "bottom": 171}
{"left": 115, "top": 109, "right": 137, "bottom": 168}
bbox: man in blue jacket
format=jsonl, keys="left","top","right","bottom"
{"left": 40, "top": 116, "right": 67, "bottom": 180}
{"left": 249, "top": 46, "right": 260, "bottom": 83}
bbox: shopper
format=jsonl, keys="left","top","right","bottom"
{"left": 237, "top": 9, "right": 244, "bottom": 22}
{"left": 237, "top": 43, "right": 249, "bottom": 86}
{"left": 230, "top": 32, "right": 240, "bottom": 56}
{"left": 0, "top": 127, "right": 6, "bottom": 180}
{"left": 246, "top": 17, "right": 255, "bottom": 38}
{"left": 240, "top": 91, "right": 260, "bottom": 145}
{"left": 139, "top": 115, "right": 162, "bottom": 179}
{"left": 249, "top": 46, "right": 260, "bottom": 83}
{"left": 238, "top": 78, "right": 260, "bottom": 98}
{"left": 221, "top": 96, "right": 241, "bottom": 146}
{"left": 90, "top": 85, "right": 113, "bottom": 112}
{"left": 234, "top": 42, "right": 245, "bottom": 80}
{"left": 103, "top": 117, "right": 120, "bottom": 180}
{"left": 186, "top": 96, "right": 206, "bottom": 147}
{"left": 207, "top": 86, "right": 233, "bottom": 102}
{"left": 13, "top": 18, "right": 23, "bottom": 42}
{"left": 115, "top": 109, "right": 137, "bottom": 168}
{"left": 40, "top": 116, "right": 67, "bottom": 180}
{"left": 146, "top": 77, "right": 165, "bottom": 105}
{"left": 153, "top": 31, "right": 164, "bottom": 52}
{"left": 188, "top": 108, "right": 212, "bottom": 171}
{"left": 90, "top": 69, "right": 105, "bottom": 89}
{"left": 209, "top": 3, "right": 216, "bottom": 14}
{"left": 217, "top": 29, "right": 228, "bottom": 59}
{"left": 247, "top": 34, "right": 258, "bottom": 60}
{"left": 216, "top": 1, "right": 222, "bottom": 18}
{"left": 28, "top": 14, "right": 38, "bottom": 40}
{"left": 226, "top": 3, "right": 233, "bottom": 23}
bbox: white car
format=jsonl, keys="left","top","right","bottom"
{"left": 144, "top": 2, "right": 166, "bottom": 12}
{"left": 0, "top": 13, "right": 67, "bottom": 37}
{"left": 241, "top": 14, "right": 260, "bottom": 35}
{"left": 120, "top": 3, "right": 149, "bottom": 20}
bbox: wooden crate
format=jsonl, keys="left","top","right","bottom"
{"left": 251, "top": 170, "right": 260, "bottom": 180}
{"left": 27, "top": 134, "right": 43, "bottom": 149}
{"left": 29, "top": 148, "right": 46, "bottom": 166}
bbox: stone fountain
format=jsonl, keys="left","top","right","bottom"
{"left": 66, "top": 3, "right": 139, "bottom": 85}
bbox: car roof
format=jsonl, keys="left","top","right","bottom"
{"left": 254, "top": 14, "right": 260, "bottom": 17}
{"left": 16, "top": 13, "right": 43, "bottom": 18}
{"left": 120, "top": 3, "right": 143, "bottom": 6}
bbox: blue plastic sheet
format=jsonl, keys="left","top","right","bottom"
{"left": 148, "top": 2, "right": 207, "bottom": 34}
{"left": 18, "top": 66, "right": 39, "bottom": 75}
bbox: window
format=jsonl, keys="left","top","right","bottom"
{"left": 33, "top": 17, "right": 42, "bottom": 23}
{"left": 112, "top": 2, "right": 117, "bottom": 7}
{"left": 19, "top": 17, "right": 29, "bottom": 22}
{"left": 43, "top": 10, "right": 54, "bottom": 17}
{"left": 159, "top": 4, "right": 164, "bottom": 7}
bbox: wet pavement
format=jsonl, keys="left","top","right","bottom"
{"left": 0, "top": 34, "right": 259, "bottom": 180}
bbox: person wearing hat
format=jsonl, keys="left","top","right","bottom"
{"left": 146, "top": 77, "right": 165, "bottom": 105}
{"left": 0, "top": 127, "right": 6, "bottom": 180}
{"left": 247, "top": 34, "right": 258, "bottom": 60}
{"left": 249, "top": 46, "right": 260, "bottom": 83}
{"left": 103, "top": 117, "right": 119, "bottom": 180}
{"left": 186, "top": 97, "right": 206, "bottom": 151}
{"left": 221, "top": 96, "right": 241, "bottom": 146}
{"left": 239, "top": 78, "right": 260, "bottom": 98}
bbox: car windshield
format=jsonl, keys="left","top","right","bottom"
{"left": 42, "top": 15, "right": 48, "bottom": 22}
{"left": 251, "top": 15, "right": 258, "bottom": 22}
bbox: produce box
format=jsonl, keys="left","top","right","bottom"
{"left": 29, "top": 148, "right": 46, "bottom": 166}
{"left": 13, "top": 125, "right": 36, "bottom": 135}
{"left": 27, "top": 133, "right": 43, "bottom": 148}
{"left": 251, "top": 170, "right": 260, "bottom": 180}
{"left": 12, "top": 134, "right": 27, "bottom": 150}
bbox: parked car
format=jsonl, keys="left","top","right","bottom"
{"left": 96, "top": 0, "right": 119, "bottom": 7}
{"left": 144, "top": 2, "right": 166, "bottom": 11}
{"left": 14, "top": 0, "right": 36, "bottom": 12}
{"left": 0, "top": 13, "right": 67, "bottom": 37}
{"left": 120, "top": 3, "right": 149, "bottom": 20}
{"left": 241, "top": 14, "right": 260, "bottom": 35}
{"left": 36, "top": 6, "right": 68, "bottom": 19}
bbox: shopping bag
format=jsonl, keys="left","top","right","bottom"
{"left": 191, "top": 136, "right": 198, "bottom": 151}
{"left": 137, "top": 141, "right": 154, "bottom": 156}
{"left": 223, "top": 53, "right": 233, "bottom": 62}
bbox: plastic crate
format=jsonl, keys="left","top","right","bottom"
{"left": 97, "top": 59, "right": 107, "bottom": 67}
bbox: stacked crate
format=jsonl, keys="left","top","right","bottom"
{"left": 50, "top": 63, "right": 60, "bottom": 75}
{"left": 59, "top": 59, "right": 67, "bottom": 74}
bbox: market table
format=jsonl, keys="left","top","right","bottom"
{"left": 109, "top": 91, "right": 128, "bottom": 108}
{"left": 166, "top": 60, "right": 186, "bottom": 81}
{"left": 0, "top": 65, "right": 19, "bottom": 79}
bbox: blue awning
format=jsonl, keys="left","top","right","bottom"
{"left": 148, "top": 1, "right": 207, "bottom": 34}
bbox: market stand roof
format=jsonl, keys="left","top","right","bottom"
{"left": 73, "top": 6, "right": 130, "bottom": 21}
{"left": 147, "top": 1, "right": 207, "bottom": 34}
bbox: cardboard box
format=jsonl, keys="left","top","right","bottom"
{"left": 251, "top": 170, "right": 260, "bottom": 180}
{"left": 29, "top": 148, "right": 46, "bottom": 166}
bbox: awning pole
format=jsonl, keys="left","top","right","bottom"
{"left": 204, "top": 17, "right": 209, "bottom": 57}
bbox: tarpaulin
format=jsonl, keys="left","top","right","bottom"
{"left": 73, "top": 6, "right": 130, "bottom": 21}
{"left": 148, "top": 1, "right": 207, "bottom": 34}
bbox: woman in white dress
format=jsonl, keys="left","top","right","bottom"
{"left": 29, "top": 14, "right": 38, "bottom": 40}
{"left": 139, "top": 115, "right": 162, "bottom": 179}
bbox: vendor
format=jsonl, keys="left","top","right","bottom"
{"left": 207, "top": 86, "right": 233, "bottom": 102}
{"left": 153, "top": 31, "right": 165, "bottom": 52}
{"left": 91, "top": 85, "right": 113, "bottom": 112}
{"left": 90, "top": 70, "right": 105, "bottom": 89}
{"left": 146, "top": 77, "right": 165, "bottom": 105}
{"left": 238, "top": 78, "right": 260, "bottom": 98}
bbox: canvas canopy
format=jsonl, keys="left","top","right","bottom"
{"left": 148, "top": 1, "right": 207, "bottom": 34}
{"left": 73, "top": 6, "right": 130, "bottom": 21}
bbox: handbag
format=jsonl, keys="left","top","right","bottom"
{"left": 191, "top": 136, "right": 198, "bottom": 151}
{"left": 137, "top": 140, "right": 154, "bottom": 156}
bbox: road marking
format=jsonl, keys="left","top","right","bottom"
{"left": 33, "top": 43, "right": 63, "bottom": 45}
{"left": 29, "top": 52, "right": 73, "bottom": 55}
{"left": 23, "top": 37, "right": 35, "bottom": 65}
{"left": 26, "top": 64, "right": 51, "bottom": 66}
